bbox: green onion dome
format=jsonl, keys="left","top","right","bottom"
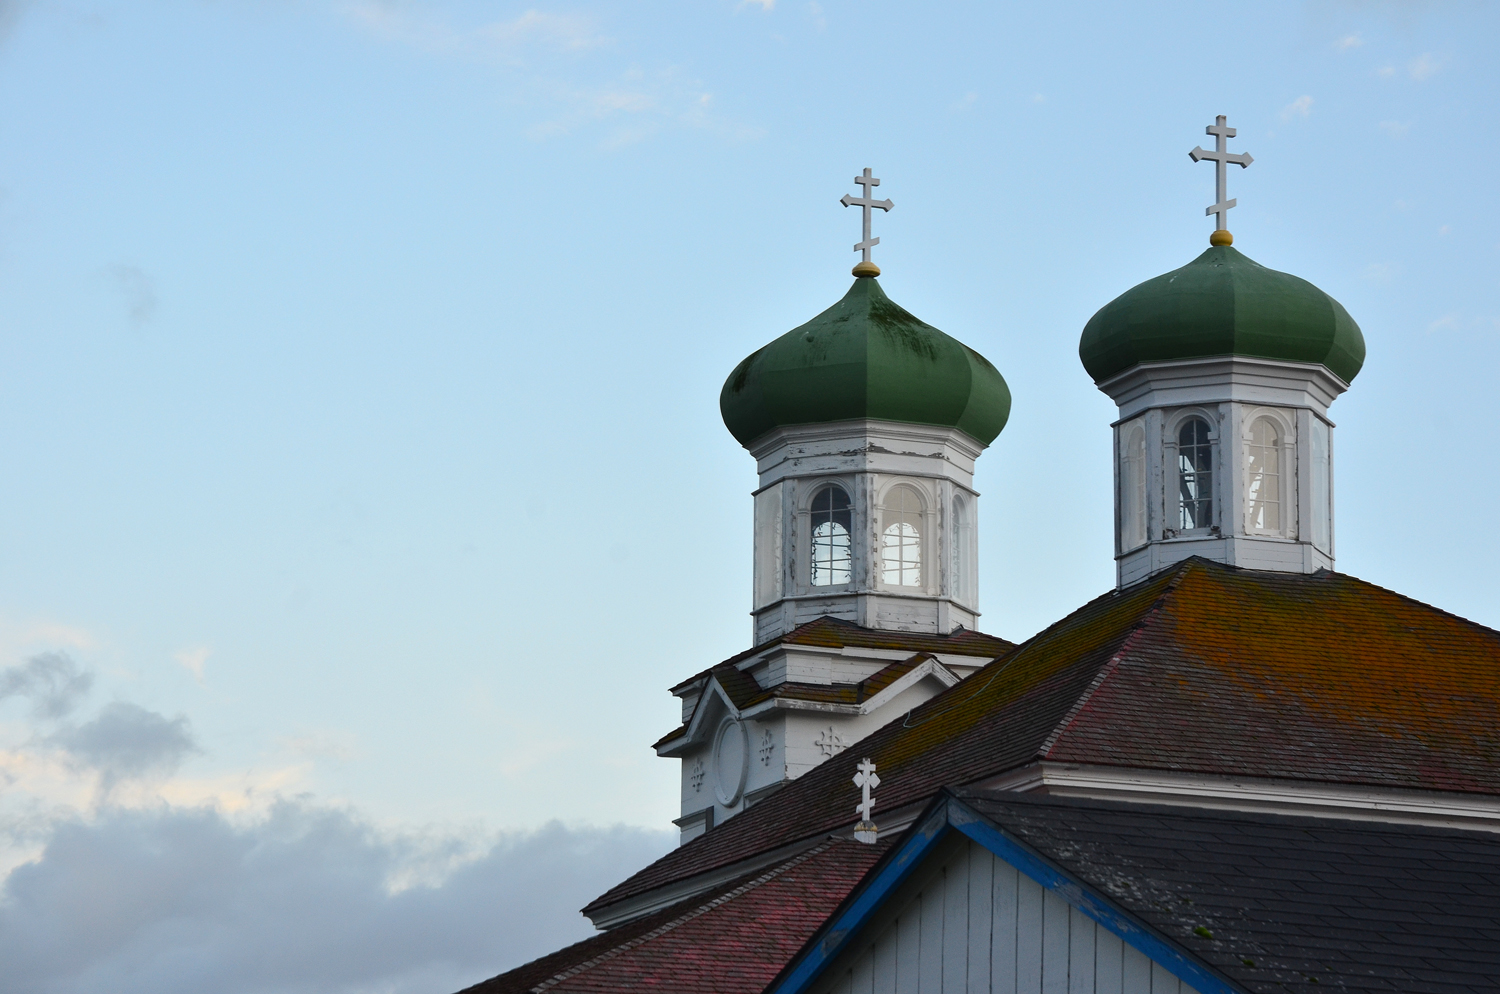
{"left": 720, "top": 277, "right": 1011, "bottom": 448}
{"left": 1079, "top": 245, "right": 1366, "bottom": 386}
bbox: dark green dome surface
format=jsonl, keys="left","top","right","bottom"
{"left": 721, "top": 277, "right": 1010, "bottom": 447}
{"left": 1080, "top": 245, "right": 1366, "bottom": 386}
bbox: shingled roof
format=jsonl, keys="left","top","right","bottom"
{"left": 952, "top": 791, "right": 1500, "bottom": 994}
{"left": 588, "top": 558, "right": 1500, "bottom": 921}
{"left": 668, "top": 616, "right": 1015, "bottom": 696}
{"left": 459, "top": 839, "right": 887, "bottom": 994}
{"left": 656, "top": 617, "right": 1016, "bottom": 750}
{"left": 654, "top": 651, "right": 969, "bottom": 750}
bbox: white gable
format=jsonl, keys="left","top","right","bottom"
{"left": 812, "top": 836, "right": 1205, "bottom": 994}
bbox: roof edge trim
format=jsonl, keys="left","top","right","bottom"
{"left": 766, "top": 799, "right": 951, "bottom": 994}
{"left": 767, "top": 792, "right": 1250, "bottom": 994}
{"left": 946, "top": 798, "right": 1247, "bottom": 994}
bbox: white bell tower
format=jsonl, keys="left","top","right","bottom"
{"left": 1081, "top": 116, "right": 1366, "bottom": 588}
{"left": 1100, "top": 357, "right": 1345, "bottom": 587}
{"left": 654, "top": 169, "right": 1016, "bottom": 847}
{"left": 747, "top": 420, "right": 984, "bottom": 643}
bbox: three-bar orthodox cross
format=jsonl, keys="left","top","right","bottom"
{"left": 1189, "top": 115, "right": 1253, "bottom": 238}
{"left": 840, "top": 168, "right": 893, "bottom": 275}
{"left": 852, "top": 757, "right": 880, "bottom": 844}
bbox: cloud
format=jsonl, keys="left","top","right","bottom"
{"left": 0, "top": 804, "right": 674, "bottom": 994}
{"left": 0, "top": 652, "right": 94, "bottom": 720}
{"left": 1335, "top": 33, "right": 1363, "bottom": 50}
{"left": 0, "top": 1, "right": 27, "bottom": 45}
{"left": 109, "top": 265, "right": 157, "bottom": 325}
{"left": 1380, "top": 120, "right": 1410, "bottom": 138}
{"left": 174, "top": 646, "right": 210, "bottom": 685}
{"left": 342, "top": 4, "right": 753, "bottom": 147}
{"left": 1280, "top": 95, "right": 1314, "bottom": 121}
{"left": 51, "top": 702, "right": 199, "bottom": 793}
{"left": 474, "top": 10, "right": 607, "bottom": 53}
{"left": 1408, "top": 52, "right": 1440, "bottom": 80}
{"left": 343, "top": 3, "right": 608, "bottom": 60}
{"left": 532, "top": 68, "right": 762, "bottom": 147}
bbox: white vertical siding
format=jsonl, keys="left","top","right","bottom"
{"left": 813, "top": 839, "right": 1203, "bottom": 994}
{"left": 966, "top": 842, "right": 993, "bottom": 994}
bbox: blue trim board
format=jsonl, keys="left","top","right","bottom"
{"left": 766, "top": 800, "right": 952, "bottom": 994}
{"left": 946, "top": 801, "right": 1245, "bottom": 994}
{"left": 768, "top": 791, "right": 1248, "bottom": 994}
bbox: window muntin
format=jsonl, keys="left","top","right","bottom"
{"left": 809, "top": 485, "right": 852, "bottom": 586}
{"left": 1245, "top": 417, "right": 1282, "bottom": 534}
{"left": 1120, "top": 422, "right": 1147, "bottom": 551}
{"left": 881, "top": 486, "right": 923, "bottom": 587}
{"left": 1177, "top": 418, "right": 1213, "bottom": 531}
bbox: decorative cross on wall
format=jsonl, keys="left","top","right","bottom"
{"left": 840, "top": 168, "right": 894, "bottom": 274}
{"left": 1189, "top": 115, "right": 1253, "bottom": 239}
{"left": 852, "top": 758, "right": 880, "bottom": 844}
{"left": 816, "top": 726, "right": 847, "bottom": 757}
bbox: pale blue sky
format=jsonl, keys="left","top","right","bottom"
{"left": 0, "top": 2, "right": 1497, "bottom": 990}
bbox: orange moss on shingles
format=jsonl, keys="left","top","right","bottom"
{"left": 875, "top": 570, "right": 1178, "bottom": 771}
{"left": 600, "top": 558, "right": 1500, "bottom": 915}
{"left": 1046, "top": 560, "right": 1500, "bottom": 791}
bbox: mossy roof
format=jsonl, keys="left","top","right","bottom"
{"left": 588, "top": 558, "right": 1500, "bottom": 919}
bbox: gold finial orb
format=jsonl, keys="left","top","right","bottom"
{"left": 852, "top": 261, "right": 881, "bottom": 278}
{"left": 1210, "top": 229, "right": 1234, "bottom": 247}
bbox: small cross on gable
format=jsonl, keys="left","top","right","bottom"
{"left": 852, "top": 758, "right": 880, "bottom": 844}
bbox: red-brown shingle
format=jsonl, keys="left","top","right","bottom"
{"left": 461, "top": 840, "right": 886, "bottom": 994}
{"left": 592, "top": 560, "right": 1500, "bottom": 921}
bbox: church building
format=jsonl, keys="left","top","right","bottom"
{"left": 462, "top": 120, "right": 1500, "bottom": 994}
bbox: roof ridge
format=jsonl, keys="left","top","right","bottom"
{"left": 531, "top": 841, "right": 838, "bottom": 993}
{"left": 1033, "top": 565, "right": 1190, "bottom": 759}
{"left": 866, "top": 568, "right": 1188, "bottom": 737}
{"left": 1323, "top": 568, "right": 1500, "bottom": 641}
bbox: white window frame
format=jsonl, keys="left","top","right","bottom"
{"left": 877, "top": 480, "right": 930, "bottom": 592}
{"left": 1163, "top": 408, "right": 1220, "bottom": 538}
{"left": 1241, "top": 407, "right": 1297, "bottom": 539}
{"left": 797, "top": 478, "right": 856, "bottom": 594}
{"left": 1118, "top": 418, "right": 1148, "bottom": 553}
{"left": 950, "top": 492, "right": 977, "bottom": 607}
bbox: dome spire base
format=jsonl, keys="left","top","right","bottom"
{"left": 852, "top": 261, "right": 881, "bottom": 278}
{"left": 1210, "top": 229, "right": 1234, "bottom": 247}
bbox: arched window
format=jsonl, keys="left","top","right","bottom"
{"left": 1310, "top": 417, "right": 1331, "bottom": 554}
{"left": 881, "top": 486, "right": 923, "bottom": 587}
{"left": 809, "top": 485, "right": 852, "bottom": 586}
{"left": 1177, "top": 418, "right": 1213, "bottom": 531}
{"left": 1245, "top": 417, "right": 1282, "bottom": 533}
{"left": 951, "top": 495, "right": 971, "bottom": 602}
{"left": 1120, "top": 421, "right": 1147, "bottom": 551}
